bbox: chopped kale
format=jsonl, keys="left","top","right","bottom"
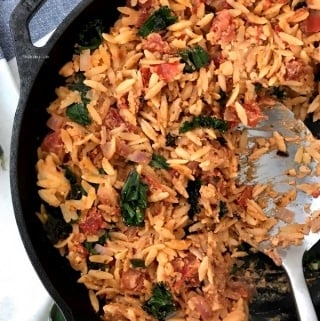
{"left": 180, "top": 45, "right": 209, "bottom": 73}
{"left": 218, "top": 201, "right": 228, "bottom": 218}
{"left": 180, "top": 115, "right": 228, "bottom": 133}
{"left": 84, "top": 231, "right": 109, "bottom": 255}
{"left": 165, "top": 133, "right": 177, "bottom": 147}
{"left": 87, "top": 261, "right": 108, "bottom": 270}
{"left": 186, "top": 178, "right": 202, "bottom": 219}
{"left": 130, "top": 258, "right": 146, "bottom": 268}
{"left": 120, "top": 170, "right": 148, "bottom": 226}
{"left": 43, "top": 206, "right": 72, "bottom": 244}
{"left": 63, "top": 166, "right": 87, "bottom": 200}
{"left": 68, "top": 72, "right": 90, "bottom": 101}
{"left": 217, "top": 89, "right": 228, "bottom": 107}
{"left": 143, "top": 282, "right": 177, "bottom": 321}
{"left": 150, "top": 153, "right": 170, "bottom": 170}
{"left": 66, "top": 103, "right": 92, "bottom": 126}
{"left": 68, "top": 184, "right": 86, "bottom": 200}
{"left": 98, "top": 167, "right": 106, "bottom": 175}
{"left": 76, "top": 19, "right": 104, "bottom": 52}
{"left": 138, "top": 6, "right": 178, "bottom": 38}
{"left": 216, "top": 136, "right": 227, "bottom": 147}
{"left": 254, "top": 82, "right": 263, "bottom": 93}
{"left": 270, "top": 86, "right": 288, "bottom": 100}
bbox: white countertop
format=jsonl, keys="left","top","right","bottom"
{"left": 0, "top": 56, "right": 53, "bottom": 321}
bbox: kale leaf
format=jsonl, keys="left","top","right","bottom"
{"left": 68, "top": 72, "right": 90, "bottom": 102}
{"left": 218, "top": 201, "right": 228, "bottom": 218}
{"left": 150, "top": 153, "right": 170, "bottom": 170}
{"left": 138, "top": 6, "right": 178, "bottom": 38}
{"left": 180, "top": 115, "right": 228, "bottom": 133}
{"left": 165, "top": 133, "right": 177, "bottom": 147}
{"left": 130, "top": 258, "right": 146, "bottom": 268}
{"left": 186, "top": 178, "right": 202, "bottom": 219}
{"left": 180, "top": 45, "right": 209, "bottom": 73}
{"left": 66, "top": 103, "right": 92, "bottom": 126}
{"left": 63, "top": 166, "right": 87, "bottom": 200}
{"left": 143, "top": 282, "right": 177, "bottom": 321}
{"left": 120, "top": 170, "right": 148, "bottom": 226}
{"left": 76, "top": 19, "right": 104, "bottom": 52}
{"left": 43, "top": 206, "right": 72, "bottom": 244}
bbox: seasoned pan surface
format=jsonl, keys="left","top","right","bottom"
{"left": 10, "top": 1, "right": 320, "bottom": 320}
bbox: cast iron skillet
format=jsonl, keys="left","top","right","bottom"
{"left": 9, "top": 1, "right": 320, "bottom": 321}
{"left": 9, "top": 1, "right": 124, "bottom": 320}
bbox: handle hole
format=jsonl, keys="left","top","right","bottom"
{"left": 28, "top": 0, "right": 81, "bottom": 47}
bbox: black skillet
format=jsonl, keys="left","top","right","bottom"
{"left": 9, "top": 1, "right": 320, "bottom": 320}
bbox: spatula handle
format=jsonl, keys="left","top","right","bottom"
{"left": 282, "top": 247, "right": 319, "bottom": 321}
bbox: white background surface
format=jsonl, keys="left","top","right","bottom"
{"left": 0, "top": 56, "right": 53, "bottom": 320}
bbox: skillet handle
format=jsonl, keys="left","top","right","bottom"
{"left": 9, "top": 0, "right": 49, "bottom": 96}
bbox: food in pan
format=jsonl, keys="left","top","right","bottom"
{"left": 36, "top": 0, "right": 320, "bottom": 320}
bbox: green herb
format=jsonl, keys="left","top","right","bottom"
{"left": 143, "top": 282, "right": 177, "bottom": 321}
{"left": 186, "top": 178, "right": 202, "bottom": 219}
{"left": 87, "top": 261, "right": 108, "bottom": 270}
{"left": 217, "top": 89, "right": 228, "bottom": 107}
{"left": 165, "top": 133, "right": 177, "bottom": 147}
{"left": 254, "top": 82, "right": 263, "bottom": 93}
{"left": 43, "top": 206, "right": 72, "bottom": 244}
{"left": 180, "top": 45, "right": 209, "bottom": 73}
{"left": 66, "top": 103, "right": 92, "bottom": 126}
{"left": 138, "top": 6, "right": 178, "bottom": 38}
{"left": 76, "top": 19, "right": 104, "bottom": 52}
{"left": 130, "top": 258, "right": 146, "bottom": 268}
{"left": 68, "top": 72, "right": 90, "bottom": 101}
{"left": 180, "top": 115, "right": 228, "bottom": 133}
{"left": 64, "top": 166, "right": 87, "bottom": 200}
{"left": 268, "top": 86, "right": 289, "bottom": 101}
{"left": 120, "top": 170, "right": 148, "bottom": 226}
{"left": 84, "top": 231, "right": 109, "bottom": 254}
{"left": 218, "top": 201, "right": 228, "bottom": 218}
{"left": 150, "top": 153, "right": 169, "bottom": 170}
{"left": 98, "top": 167, "right": 106, "bottom": 175}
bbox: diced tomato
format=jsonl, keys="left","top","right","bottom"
{"left": 224, "top": 102, "right": 266, "bottom": 128}
{"left": 120, "top": 269, "right": 145, "bottom": 292}
{"left": 79, "top": 207, "right": 107, "bottom": 235}
{"left": 104, "top": 108, "right": 136, "bottom": 132}
{"left": 140, "top": 67, "right": 151, "bottom": 87}
{"left": 243, "top": 102, "right": 267, "bottom": 127}
{"left": 237, "top": 186, "right": 254, "bottom": 208}
{"left": 304, "top": 10, "right": 320, "bottom": 33}
{"left": 285, "top": 59, "right": 303, "bottom": 80}
{"left": 171, "top": 254, "right": 200, "bottom": 291}
{"left": 142, "top": 33, "right": 170, "bottom": 53}
{"left": 151, "top": 62, "right": 181, "bottom": 82}
{"left": 210, "top": 10, "right": 236, "bottom": 43}
{"left": 41, "top": 131, "right": 65, "bottom": 158}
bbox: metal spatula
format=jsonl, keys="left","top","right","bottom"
{"left": 240, "top": 103, "right": 320, "bottom": 321}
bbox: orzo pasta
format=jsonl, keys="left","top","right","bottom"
{"left": 36, "top": 0, "right": 320, "bottom": 320}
